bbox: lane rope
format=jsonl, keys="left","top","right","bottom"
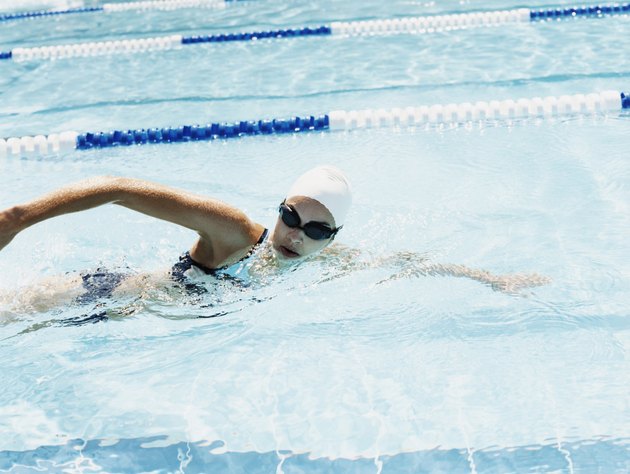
{"left": 1, "top": 90, "right": 627, "bottom": 157}
{"left": 0, "top": 0, "right": 227, "bottom": 22}
{"left": 1, "top": 3, "right": 629, "bottom": 61}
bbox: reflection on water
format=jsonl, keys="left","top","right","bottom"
{"left": 1, "top": 436, "right": 628, "bottom": 473}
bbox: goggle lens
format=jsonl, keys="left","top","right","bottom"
{"left": 278, "top": 203, "right": 338, "bottom": 240}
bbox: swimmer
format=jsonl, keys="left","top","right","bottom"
{"left": 0, "top": 166, "right": 349, "bottom": 268}
{"left": 0, "top": 165, "right": 549, "bottom": 319}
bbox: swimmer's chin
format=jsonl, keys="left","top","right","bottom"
{"left": 270, "top": 246, "right": 308, "bottom": 267}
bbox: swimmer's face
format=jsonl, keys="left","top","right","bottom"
{"left": 270, "top": 196, "right": 337, "bottom": 262}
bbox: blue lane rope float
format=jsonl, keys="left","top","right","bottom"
{"left": 528, "top": 3, "right": 630, "bottom": 19}
{"left": 1, "top": 90, "right": 627, "bottom": 158}
{"left": 181, "top": 26, "right": 332, "bottom": 44}
{"left": 1, "top": 3, "right": 629, "bottom": 61}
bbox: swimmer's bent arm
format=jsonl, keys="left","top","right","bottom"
{"left": 0, "top": 176, "right": 264, "bottom": 267}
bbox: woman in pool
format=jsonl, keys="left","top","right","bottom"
{"left": 0, "top": 165, "right": 548, "bottom": 315}
{"left": 0, "top": 166, "right": 349, "bottom": 275}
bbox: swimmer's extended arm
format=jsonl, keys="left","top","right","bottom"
{"left": 312, "top": 246, "right": 546, "bottom": 294}
{"left": 0, "top": 176, "right": 264, "bottom": 267}
{"left": 315, "top": 248, "right": 549, "bottom": 294}
{"left": 379, "top": 251, "right": 550, "bottom": 294}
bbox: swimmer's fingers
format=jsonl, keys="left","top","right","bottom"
{"left": 490, "top": 273, "right": 552, "bottom": 294}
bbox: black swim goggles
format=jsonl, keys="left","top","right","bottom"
{"left": 278, "top": 201, "right": 341, "bottom": 240}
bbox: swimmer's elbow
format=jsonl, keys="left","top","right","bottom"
{"left": 72, "top": 176, "right": 126, "bottom": 196}
{"left": 58, "top": 176, "right": 142, "bottom": 208}
{"left": 95, "top": 176, "right": 143, "bottom": 204}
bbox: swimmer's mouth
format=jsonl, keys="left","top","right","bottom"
{"left": 279, "top": 245, "right": 300, "bottom": 258}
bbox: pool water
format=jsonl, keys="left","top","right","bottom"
{"left": 1, "top": 0, "right": 629, "bottom": 472}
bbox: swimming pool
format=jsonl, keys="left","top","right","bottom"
{"left": 1, "top": 0, "right": 629, "bottom": 472}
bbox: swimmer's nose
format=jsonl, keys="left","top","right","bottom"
{"left": 288, "top": 227, "right": 303, "bottom": 244}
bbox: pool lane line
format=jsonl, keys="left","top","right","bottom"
{"left": 0, "top": 1, "right": 228, "bottom": 22}
{"left": 329, "top": 90, "right": 630, "bottom": 130}
{"left": 0, "top": 7, "right": 103, "bottom": 22}
{"left": 1, "top": 90, "right": 627, "bottom": 158}
{"left": 1, "top": 3, "right": 629, "bottom": 61}
{"left": 1, "top": 1, "right": 628, "bottom": 24}
{"left": 0, "top": 116, "right": 331, "bottom": 157}
{"left": 0, "top": 28, "right": 332, "bottom": 62}
{"left": 104, "top": 0, "right": 234, "bottom": 12}
{"left": 331, "top": 4, "right": 630, "bottom": 35}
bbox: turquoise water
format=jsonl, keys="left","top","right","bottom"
{"left": 1, "top": 0, "right": 629, "bottom": 472}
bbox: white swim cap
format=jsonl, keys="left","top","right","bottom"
{"left": 286, "top": 165, "right": 352, "bottom": 227}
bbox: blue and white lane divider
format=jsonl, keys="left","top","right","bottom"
{"left": 0, "top": 27, "right": 332, "bottom": 61}
{"left": 1, "top": 90, "right": 628, "bottom": 157}
{"left": 0, "top": 1, "right": 227, "bottom": 22}
{"left": 1, "top": 1, "right": 628, "bottom": 24}
{"left": 1, "top": 3, "right": 629, "bottom": 61}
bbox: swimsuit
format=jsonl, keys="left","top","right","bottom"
{"left": 76, "top": 270, "right": 127, "bottom": 304}
{"left": 76, "top": 228, "right": 269, "bottom": 304}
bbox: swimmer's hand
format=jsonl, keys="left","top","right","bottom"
{"left": 484, "top": 272, "right": 551, "bottom": 294}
